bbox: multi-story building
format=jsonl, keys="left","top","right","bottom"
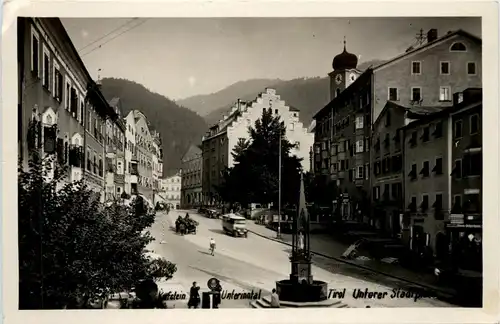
{"left": 104, "top": 97, "right": 126, "bottom": 200}
{"left": 180, "top": 144, "right": 203, "bottom": 208}
{"left": 402, "top": 106, "right": 451, "bottom": 255}
{"left": 402, "top": 88, "right": 481, "bottom": 258}
{"left": 124, "top": 112, "right": 138, "bottom": 196}
{"left": 313, "top": 43, "right": 371, "bottom": 222}
{"left": 18, "top": 18, "right": 115, "bottom": 201}
{"left": 124, "top": 110, "right": 161, "bottom": 202}
{"left": 447, "top": 88, "right": 482, "bottom": 268}
{"left": 202, "top": 88, "right": 314, "bottom": 205}
{"left": 371, "top": 101, "right": 408, "bottom": 235}
{"left": 151, "top": 130, "right": 163, "bottom": 201}
{"left": 161, "top": 173, "right": 182, "bottom": 209}
{"left": 313, "top": 29, "right": 482, "bottom": 225}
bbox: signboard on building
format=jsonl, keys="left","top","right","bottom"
{"left": 450, "top": 214, "right": 465, "bottom": 225}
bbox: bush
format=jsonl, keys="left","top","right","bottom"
{"left": 18, "top": 153, "right": 176, "bottom": 309}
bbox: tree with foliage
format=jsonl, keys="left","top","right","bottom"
{"left": 304, "top": 172, "right": 338, "bottom": 205}
{"left": 18, "top": 152, "right": 176, "bottom": 309}
{"left": 216, "top": 109, "right": 303, "bottom": 207}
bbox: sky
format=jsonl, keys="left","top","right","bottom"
{"left": 62, "top": 17, "right": 481, "bottom": 100}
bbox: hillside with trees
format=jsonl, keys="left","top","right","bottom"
{"left": 99, "top": 78, "right": 208, "bottom": 173}
{"left": 176, "top": 78, "right": 283, "bottom": 116}
{"left": 198, "top": 59, "right": 387, "bottom": 127}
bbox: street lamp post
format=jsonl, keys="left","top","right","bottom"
{"left": 277, "top": 129, "right": 282, "bottom": 239}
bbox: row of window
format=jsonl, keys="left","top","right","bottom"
{"left": 183, "top": 175, "right": 201, "bottom": 186}
{"left": 410, "top": 60, "right": 477, "bottom": 76}
{"left": 31, "top": 26, "right": 87, "bottom": 126}
{"left": 454, "top": 114, "right": 480, "bottom": 138}
{"left": 406, "top": 114, "right": 480, "bottom": 150}
{"left": 407, "top": 193, "right": 444, "bottom": 215}
{"left": 327, "top": 138, "right": 370, "bottom": 156}
{"left": 261, "top": 107, "right": 299, "bottom": 119}
{"left": 388, "top": 86, "right": 461, "bottom": 102}
{"left": 374, "top": 155, "right": 403, "bottom": 176}
{"left": 372, "top": 183, "right": 403, "bottom": 201}
{"left": 138, "top": 175, "right": 155, "bottom": 189}
{"left": 406, "top": 192, "right": 481, "bottom": 215}
{"left": 162, "top": 186, "right": 181, "bottom": 191}
{"left": 85, "top": 147, "right": 104, "bottom": 177}
{"left": 407, "top": 122, "right": 443, "bottom": 149}
{"left": 408, "top": 157, "right": 443, "bottom": 180}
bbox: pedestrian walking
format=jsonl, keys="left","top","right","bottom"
{"left": 270, "top": 289, "right": 280, "bottom": 308}
{"left": 188, "top": 282, "right": 200, "bottom": 309}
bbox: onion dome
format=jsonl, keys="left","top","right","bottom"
{"left": 332, "top": 37, "right": 358, "bottom": 71}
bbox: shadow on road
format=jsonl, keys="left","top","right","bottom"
{"left": 198, "top": 250, "right": 213, "bottom": 256}
{"left": 209, "top": 229, "right": 227, "bottom": 236}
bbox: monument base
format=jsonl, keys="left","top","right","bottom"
{"left": 276, "top": 279, "right": 328, "bottom": 302}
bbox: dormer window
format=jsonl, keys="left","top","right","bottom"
{"left": 450, "top": 42, "right": 467, "bottom": 52}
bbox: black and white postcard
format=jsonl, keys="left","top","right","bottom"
{"left": 2, "top": 1, "right": 499, "bottom": 324}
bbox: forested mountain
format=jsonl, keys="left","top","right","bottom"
{"left": 185, "top": 60, "right": 387, "bottom": 127}
{"left": 176, "top": 78, "right": 282, "bottom": 116}
{"left": 99, "top": 78, "right": 208, "bottom": 173}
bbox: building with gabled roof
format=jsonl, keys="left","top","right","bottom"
{"left": 201, "top": 88, "right": 314, "bottom": 206}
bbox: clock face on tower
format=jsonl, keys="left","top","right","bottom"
{"left": 349, "top": 73, "right": 357, "bottom": 82}
{"left": 335, "top": 74, "right": 343, "bottom": 84}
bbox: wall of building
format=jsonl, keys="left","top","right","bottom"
{"left": 450, "top": 103, "right": 482, "bottom": 228}
{"left": 125, "top": 113, "right": 137, "bottom": 195}
{"left": 226, "top": 89, "right": 313, "bottom": 172}
{"left": 201, "top": 88, "right": 314, "bottom": 205}
{"left": 202, "top": 132, "right": 228, "bottom": 205}
{"left": 403, "top": 115, "right": 450, "bottom": 253}
{"left": 373, "top": 33, "right": 482, "bottom": 123}
{"left": 181, "top": 147, "right": 203, "bottom": 208}
{"left": 134, "top": 114, "right": 154, "bottom": 201}
{"left": 161, "top": 175, "right": 182, "bottom": 208}
{"left": 19, "top": 18, "right": 110, "bottom": 202}
{"left": 371, "top": 104, "right": 406, "bottom": 234}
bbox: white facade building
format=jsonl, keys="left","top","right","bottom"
{"left": 161, "top": 173, "right": 182, "bottom": 209}
{"left": 125, "top": 111, "right": 138, "bottom": 196}
{"left": 225, "top": 88, "right": 314, "bottom": 171}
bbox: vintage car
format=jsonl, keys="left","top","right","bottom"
{"left": 221, "top": 213, "right": 248, "bottom": 237}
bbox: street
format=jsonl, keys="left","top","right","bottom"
{"left": 148, "top": 210, "right": 453, "bottom": 308}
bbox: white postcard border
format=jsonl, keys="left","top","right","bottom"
{"left": 2, "top": 1, "right": 499, "bottom": 324}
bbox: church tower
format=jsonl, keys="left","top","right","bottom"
{"left": 328, "top": 37, "right": 361, "bottom": 101}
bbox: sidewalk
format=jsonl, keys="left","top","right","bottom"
{"left": 246, "top": 221, "right": 457, "bottom": 299}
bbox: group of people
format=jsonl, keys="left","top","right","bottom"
{"left": 187, "top": 282, "right": 280, "bottom": 308}
{"left": 175, "top": 213, "right": 198, "bottom": 235}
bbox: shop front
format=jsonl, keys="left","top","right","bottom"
{"left": 446, "top": 213, "right": 482, "bottom": 272}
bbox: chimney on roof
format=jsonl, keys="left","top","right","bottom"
{"left": 427, "top": 29, "right": 438, "bottom": 43}
{"left": 96, "top": 68, "right": 103, "bottom": 88}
